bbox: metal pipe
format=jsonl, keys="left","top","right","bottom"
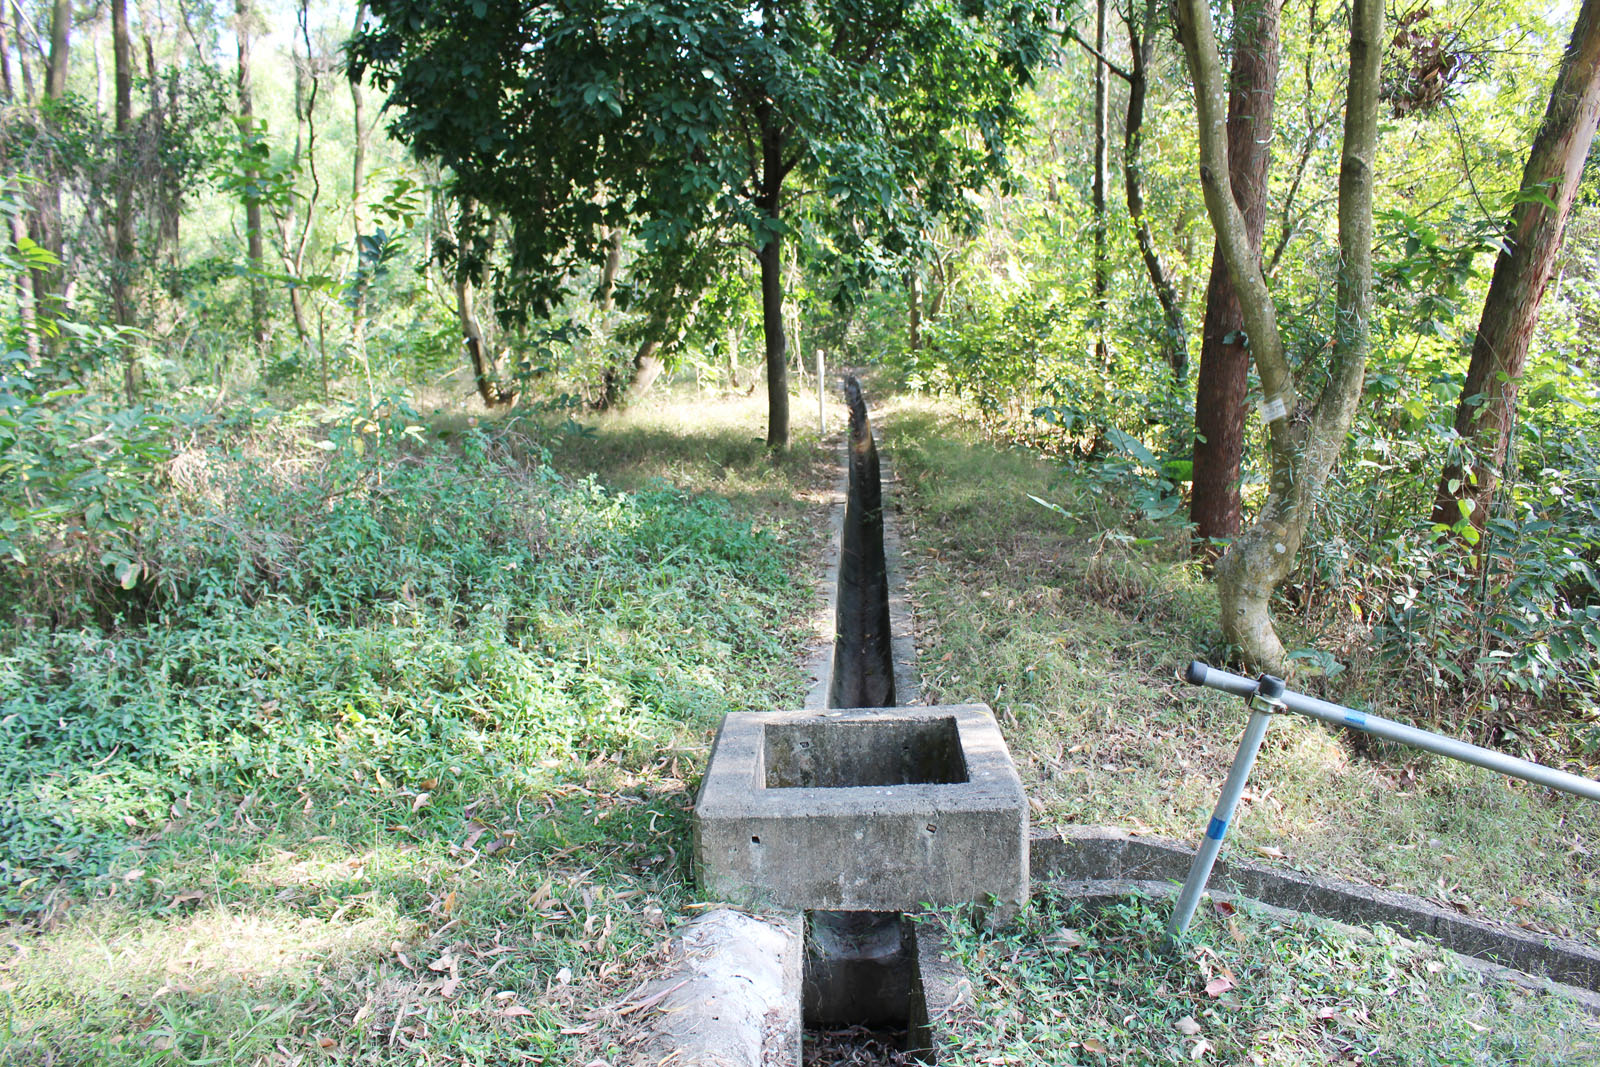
{"left": 1184, "top": 661, "right": 1600, "bottom": 803}
{"left": 1165, "top": 675, "right": 1284, "bottom": 945}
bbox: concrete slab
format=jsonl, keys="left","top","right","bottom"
{"left": 694, "top": 705, "right": 1028, "bottom": 912}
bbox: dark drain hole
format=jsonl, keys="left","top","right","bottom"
{"left": 803, "top": 911, "right": 934, "bottom": 1065}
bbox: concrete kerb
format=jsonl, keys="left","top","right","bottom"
{"left": 802, "top": 431, "right": 847, "bottom": 712}
{"left": 1033, "top": 825, "right": 1600, "bottom": 1009}
{"left": 879, "top": 448, "right": 923, "bottom": 707}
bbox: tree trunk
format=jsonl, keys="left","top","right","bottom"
{"left": 1091, "top": 0, "right": 1109, "bottom": 365}
{"left": 1179, "top": 0, "right": 1383, "bottom": 673}
{"left": 1431, "top": 0, "right": 1600, "bottom": 531}
{"left": 630, "top": 338, "right": 664, "bottom": 394}
{"left": 45, "top": 0, "right": 69, "bottom": 98}
{"left": 908, "top": 268, "right": 923, "bottom": 351}
{"left": 236, "top": 0, "right": 266, "bottom": 357}
{"left": 111, "top": 0, "right": 135, "bottom": 340}
{"left": 597, "top": 227, "right": 622, "bottom": 312}
{"left": 348, "top": 2, "right": 369, "bottom": 367}
{"left": 1187, "top": 0, "right": 1281, "bottom": 546}
{"left": 1124, "top": 0, "right": 1185, "bottom": 378}
{"left": 456, "top": 274, "right": 515, "bottom": 408}
{"left": 0, "top": 2, "right": 14, "bottom": 100}
{"left": 30, "top": 0, "right": 71, "bottom": 317}
{"left": 756, "top": 101, "right": 790, "bottom": 450}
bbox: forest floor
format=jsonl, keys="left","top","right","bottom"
{"left": 0, "top": 383, "right": 1596, "bottom": 1065}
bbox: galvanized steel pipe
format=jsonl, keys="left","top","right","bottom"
{"left": 1184, "top": 661, "right": 1600, "bottom": 803}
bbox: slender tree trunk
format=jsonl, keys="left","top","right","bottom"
{"left": 44, "top": 0, "right": 67, "bottom": 97}
{"left": 1431, "top": 0, "right": 1600, "bottom": 531}
{"left": 111, "top": 0, "right": 135, "bottom": 339}
{"left": 456, "top": 274, "right": 515, "bottom": 408}
{"left": 15, "top": 0, "right": 35, "bottom": 101}
{"left": 1124, "top": 0, "right": 1185, "bottom": 378}
{"left": 597, "top": 227, "right": 622, "bottom": 312}
{"left": 30, "top": 0, "right": 71, "bottom": 317}
{"left": 1178, "top": 0, "right": 1383, "bottom": 673}
{"left": 0, "top": 2, "right": 13, "bottom": 100}
{"left": 9, "top": 213, "right": 37, "bottom": 361}
{"left": 756, "top": 105, "right": 790, "bottom": 450}
{"left": 1092, "top": 0, "right": 1109, "bottom": 364}
{"left": 236, "top": 0, "right": 266, "bottom": 357}
{"left": 279, "top": 2, "right": 318, "bottom": 349}
{"left": 1187, "top": 0, "right": 1281, "bottom": 546}
{"left": 908, "top": 268, "right": 923, "bottom": 351}
{"left": 348, "top": 2, "right": 369, "bottom": 366}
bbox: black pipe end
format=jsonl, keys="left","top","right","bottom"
{"left": 1184, "top": 660, "right": 1209, "bottom": 687}
{"left": 1256, "top": 674, "right": 1286, "bottom": 700}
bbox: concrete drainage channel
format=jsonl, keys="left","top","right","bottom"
{"left": 628, "top": 381, "right": 1600, "bottom": 1066}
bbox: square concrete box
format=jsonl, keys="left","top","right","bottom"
{"left": 693, "top": 704, "right": 1028, "bottom": 912}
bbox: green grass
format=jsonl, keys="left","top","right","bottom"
{"left": 5, "top": 380, "right": 1596, "bottom": 1064}
{"left": 931, "top": 889, "right": 1599, "bottom": 1065}
{"left": 0, "top": 387, "right": 835, "bottom": 1065}
{"left": 879, "top": 396, "right": 1600, "bottom": 947}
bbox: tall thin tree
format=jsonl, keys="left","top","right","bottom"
{"left": 1431, "top": 0, "right": 1600, "bottom": 532}
{"left": 235, "top": 0, "right": 266, "bottom": 357}
{"left": 1187, "top": 0, "right": 1281, "bottom": 548}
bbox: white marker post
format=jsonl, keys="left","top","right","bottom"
{"left": 817, "top": 348, "right": 826, "bottom": 435}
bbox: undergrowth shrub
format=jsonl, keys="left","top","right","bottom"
{"left": 0, "top": 413, "right": 804, "bottom": 909}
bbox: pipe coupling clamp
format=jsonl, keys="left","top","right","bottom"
{"left": 1249, "top": 673, "right": 1287, "bottom": 714}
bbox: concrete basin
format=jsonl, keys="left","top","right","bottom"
{"left": 693, "top": 704, "right": 1028, "bottom": 912}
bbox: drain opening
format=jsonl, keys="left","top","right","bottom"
{"left": 803, "top": 911, "right": 933, "bottom": 1065}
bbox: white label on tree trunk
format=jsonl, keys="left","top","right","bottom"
{"left": 1259, "top": 394, "right": 1288, "bottom": 423}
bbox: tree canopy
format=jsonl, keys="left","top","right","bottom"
{"left": 353, "top": 0, "right": 1054, "bottom": 445}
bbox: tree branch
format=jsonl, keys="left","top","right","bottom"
{"left": 1065, "top": 26, "right": 1132, "bottom": 82}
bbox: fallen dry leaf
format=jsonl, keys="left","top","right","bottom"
{"left": 1255, "top": 845, "right": 1286, "bottom": 860}
{"left": 1203, "top": 975, "right": 1236, "bottom": 997}
{"left": 1046, "top": 927, "right": 1085, "bottom": 951}
{"left": 1175, "top": 1016, "right": 1202, "bottom": 1036}
{"left": 316, "top": 1036, "right": 335, "bottom": 1049}
{"left": 1080, "top": 1038, "right": 1107, "bottom": 1055}
{"left": 1190, "top": 1038, "right": 1213, "bottom": 1061}
{"left": 499, "top": 1004, "right": 537, "bottom": 1018}
{"left": 411, "top": 791, "right": 431, "bottom": 812}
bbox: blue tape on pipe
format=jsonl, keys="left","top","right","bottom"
{"left": 1345, "top": 710, "right": 1368, "bottom": 728}
{"left": 1206, "top": 817, "right": 1228, "bottom": 841}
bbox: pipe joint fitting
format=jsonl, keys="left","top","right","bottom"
{"left": 1249, "top": 673, "right": 1286, "bottom": 714}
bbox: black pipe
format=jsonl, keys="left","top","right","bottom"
{"left": 830, "top": 377, "right": 895, "bottom": 710}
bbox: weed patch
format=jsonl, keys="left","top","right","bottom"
{"left": 0, "top": 394, "right": 826, "bottom": 1064}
